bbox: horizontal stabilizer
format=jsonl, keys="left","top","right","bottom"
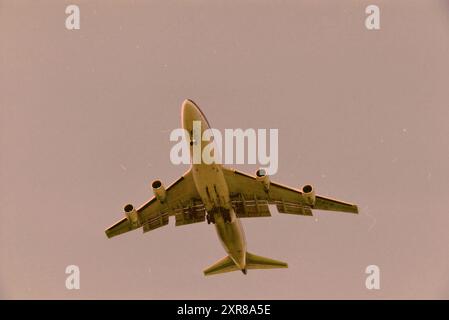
{"left": 203, "top": 252, "right": 288, "bottom": 276}
{"left": 203, "top": 256, "right": 239, "bottom": 276}
{"left": 246, "top": 252, "right": 288, "bottom": 270}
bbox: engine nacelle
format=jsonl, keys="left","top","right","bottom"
{"left": 302, "top": 184, "right": 316, "bottom": 205}
{"left": 152, "top": 180, "right": 167, "bottom": 203}
{"left": 256, "top": 168, "right": 270, "bottom": 192}
{"left": 124, "top": 204, "right": 139, "bottom": 224}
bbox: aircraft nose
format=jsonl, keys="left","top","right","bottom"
{"left": 181, "top": 99, "right": 198, "bottom": 117}
{"left": 181, "top": 99, "right": 201, "bottom": 130}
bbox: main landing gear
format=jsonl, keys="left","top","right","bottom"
{"left": 206, "top": 213, "right": 215, "bottom": 224}
{"left": 223, "top": 210, "right": 232, "bottom": 223}
{"left": 206, "top": 207, "right": 232, "bottom": 224}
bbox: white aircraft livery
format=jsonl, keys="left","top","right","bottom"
{"left": 105, "top": 99, "right": 359, "bottom": 276}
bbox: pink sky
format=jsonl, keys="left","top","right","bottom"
{"left": 1, "top": 0, "right": 449, "bottom": 299}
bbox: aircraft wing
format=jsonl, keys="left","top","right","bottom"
{"left": 105, "top": 169, "right": 204, "bottom": 238}
{"left": 223, "top": 167, "right": 358, "bottom": 217}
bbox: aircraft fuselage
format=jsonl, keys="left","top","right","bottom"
{"left": 182, "top": 100, "right": 247, "bottom": 272}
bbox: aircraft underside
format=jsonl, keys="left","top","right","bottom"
{"left": 105, "top": 99, "right": 359, "bottom": 276}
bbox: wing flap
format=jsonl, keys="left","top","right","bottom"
{"left": 175, "top": 202, "right": 206, "bottom": 226}
{"left": 142, "top": 212, "right": 169, "bottom": 233}
{"left": 275, "top": 202, "right": 313, "bottom": 216}
{"left": 231, "top": 195, "right": 271, "bottom": 218}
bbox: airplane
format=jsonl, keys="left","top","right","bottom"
{"left": 105, "top": 99, "right": 359, "bottom": 276}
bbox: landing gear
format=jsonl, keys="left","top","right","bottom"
{"left": 206, "top": 213, "right": 215, "bottom": 224}
{"left": 206, "top": 207, "right": 232, "bottom": 224}
{"left": 223, "top": 209, "right": 232, "bottom": 223}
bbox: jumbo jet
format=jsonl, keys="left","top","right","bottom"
{"left": 105, "top": 99, "right": 359, "bottom": 276}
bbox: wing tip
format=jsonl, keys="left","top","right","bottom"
{"left": 105, "top": 229, "right": 113, "bottom": 239}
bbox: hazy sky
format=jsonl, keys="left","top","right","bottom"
{"left": 1, "top": 0, "right": 449, "bottom": 299}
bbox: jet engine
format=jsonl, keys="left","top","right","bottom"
{"left": 256, "top": 168, "right": 270, "bottom": 192}
{"left": 124, "top": 204, "right": 139, "bottom": 224}
{"left": 152, "top": 180, "right": 167, "bottom": 203}
{"left": 302, "top": 184, "right": 315, "bottom": 206}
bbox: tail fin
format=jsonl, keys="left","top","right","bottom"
{"left": 203, "top": 252, "right": 288, "bottom": 276}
